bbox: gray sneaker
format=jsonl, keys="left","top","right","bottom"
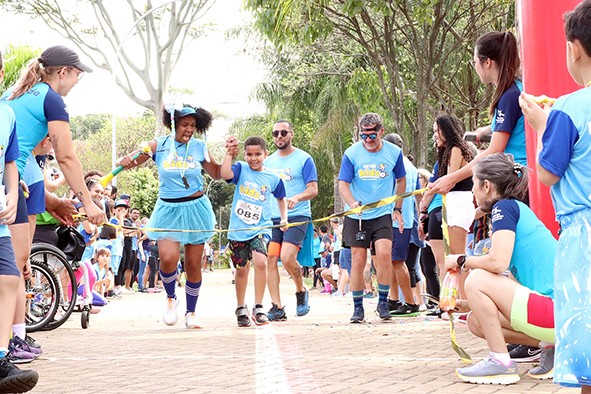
{"left": 528, "top": 346, "right": 554, "bottom": 380}
{"left": 456, "top": 355, "right": 520, "bottom": 385}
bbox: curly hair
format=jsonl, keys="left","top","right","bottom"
{"left": 435, "top": 115, "right": 475, "bottom": 177}
{"left": 162, "top": 104, "right": 213, "bottom": 134}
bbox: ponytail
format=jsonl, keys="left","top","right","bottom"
{"left": 9, "top": 59, "right": 61, "bottom": 100}
{"left": 475, "top": 31, "right": 520, "bottom": 118}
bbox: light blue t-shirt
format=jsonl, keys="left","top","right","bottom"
{"left": 338, "top": 140, "right": 406, "bottom": 220}
{"left": 153, "top": 135, "right": 207, "bottom": 199}
{"left": 491, "top": 199, "right": 555, "bottom": 297}
{"left": 538, "top": 87, "right": 591, "bottom": 221}
{"left": 1, "top": 82, "right": 69, "bottom": 176}
{"left": 393, "top": 156, "right": 420, "bottom": 229}
{"left": 0, "top": 104, "right": 20, "bottom": 239}
{"left": 428, "top": 161, "right": 442, "bottom": 213}
{"left": 22, "top": 154, "right": 44, "bottom": 186}
{"left": 265, "top": 148, "right": 317, "bottom": 219}
{"left": 491, "top": 80, "right": 526, "bottom": 165}
{"left": 228, "top": 162, "right": 286, "bottom": 241}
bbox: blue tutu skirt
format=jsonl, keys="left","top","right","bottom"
{"left": 554, "top": 208, "right": 591, "bottom": 388}
{"left": 147, "top": 195, "right": 216, "bottom": 245}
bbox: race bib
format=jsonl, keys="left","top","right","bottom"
{"left": 235, "top": 199, "right": 262, "bottom": 225}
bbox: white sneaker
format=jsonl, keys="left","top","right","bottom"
{"left": 185, "top": 312, "right": 202, "bottom": 329}
{"left": 163, "top": 297, "right": 179, "bottom": 326}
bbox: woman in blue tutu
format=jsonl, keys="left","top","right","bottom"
{"left": 117, "top": 103, "right": 237, "bottom": 328}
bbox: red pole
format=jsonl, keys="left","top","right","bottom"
{"left": 517, "top": 0, "right": 580, "bottom": 238}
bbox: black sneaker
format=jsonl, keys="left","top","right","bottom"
{"left": 0, "top": 356, "right": 39, "bottom": 393}
{"left": 390, "top": 302, "right": 420, "bottom": 315}
{"left": 252, "top": 305, "right": 270, "bottom": 326}
{"left": 235, "top": 306, "right": 251, "bottom": 328}
{"left": 376, "top": 300, "right": 392, "bottom": 320}
{"left": 387, "top": 299, "right": 402, "bottom": 313}
{"left": 509, "top": 345, "right": 541, "bottom": 362}
{"left": 350, "top": 306, "right": 365, "bottom": 324}
{"left": 266, "top": 303, "right": 287, "bottom": 321}
{"left": 295, "top": 290, "right": 310, "bottom": 316}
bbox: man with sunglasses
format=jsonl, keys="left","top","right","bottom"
{"left": 338, "top": 113, "right": 406, "bottom": 323}
{"left": 265, "top": 120, "right": 318, "bottom": 320}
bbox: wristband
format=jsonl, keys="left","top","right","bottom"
{"left": 393, "top": 207, "right": 402, "bottom": 213}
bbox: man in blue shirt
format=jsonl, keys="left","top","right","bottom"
{"left": 338, "top": 113, "right": 407, "bottom": 323}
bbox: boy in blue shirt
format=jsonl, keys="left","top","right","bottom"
{"left": 520, "top": 1, "right": 591, "bottom": 390}
{"left": 0, "top": 50, "right": 38, "bottom": 393}
{"left": 222, "top": 136, "right": 288, "bottom": 327}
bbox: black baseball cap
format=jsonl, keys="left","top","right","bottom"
{"left": 39, "top": 46, "right": 93, "bottom": 73}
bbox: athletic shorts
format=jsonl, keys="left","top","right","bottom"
{"left": 427, "top": 207, "right": 443, "bottom": 240}
{"left": 391, "top": 228, "right": 411, "bottom": 261}
{"left": 14, "top": 183, "right": 28, "bottom": 225}
{"left": 343, "top": 214, "right": 392, "bottom": 249}
{"left": 0, "top": 236, "right": 19, "bottom": 277}
{"left": 510, "top": 285, "right": 554, "bottom": 344}
{"left": 25, "top": 181, "right": 46, "bottom": 215}
{"left": 339, "top": 247, "right": 352, "bottom": 275}
{"left": 445, "top": 191, "right": 475, "bottom": 231}
{"left": 229, "top": 235, "right": 269, "bottom": 268}
{"left": 268, "top": 215, "right": 309, "bottom": 256}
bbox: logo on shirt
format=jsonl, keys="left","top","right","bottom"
{"left": 496, "top": 109, "right": 505, "bottom": 125}
{"left": 239, "top": 182, "right": 268, "bottom": 202}
{"left": 491, "top": 206, "right": 504, "bottom": 223}
{"left": 277, "top": 168, "right": 293, "bottom": 182}
{"left": 162, "top": 154, "right": 197, "bottom": 171}
{"left": 358, "top": 163, "right": 388, "bottom": 179}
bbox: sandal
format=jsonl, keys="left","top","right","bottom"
{"left": 252, "top": 305, "right": 269, "bottom": 326}
{"left": 235, "top": 306, "right": 251, "bottom": 327}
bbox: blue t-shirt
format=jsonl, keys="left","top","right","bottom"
{"left": 0, "top": 104, "right": 20, "bottom": 239}
{"left": 394, "top": 156, "right": 420, "bottom": 229}
{"left": 22, "top": 154, "right": 44, "bottom": 187}
{"left": 109, "top": 217, "right": 123, "bottom": 256}
{"left": 228, "top": 162, "right": 286, "bottom": 241}
{"left": 428, "top": 161, "right": 442, "bottom": 213}
{"left": 152, "top": 135, "right": 208, "bottom": 199}
{"left": 538, "top": 87, "right": 591, "bottom": 221}
{"left": 265, "top": 148, "right": 317, "bottom": 219}
{"left": 338, "top": 140, "right": 406, "bottom": 220}
{"left": 490, "top": 199, "right": 555, "bottom": 297}
{"left": 491, "top": 80, "right": 526, "bottom": 165}
{"left": 1, "top": 83, "right": 69, "bottom": 176}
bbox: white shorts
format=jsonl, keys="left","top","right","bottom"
{"left": 445, "top": 191, "right": 475, "bottom": 231}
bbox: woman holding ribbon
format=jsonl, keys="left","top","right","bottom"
{"left": 117, "top": 103, "right": 237, "bottom": 328}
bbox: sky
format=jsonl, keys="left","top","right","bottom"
{"left": 0, "top": 0, "right": 268, "bottom": 143}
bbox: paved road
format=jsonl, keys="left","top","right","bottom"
{"left": 27, "top": 269, "right": 576, "bottom": 394}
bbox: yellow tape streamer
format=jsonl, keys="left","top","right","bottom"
{"left": 77, "top": 188, "right": 428, "bottom": 234}
{"left": 441, "top": 194, "right": 472, "bottom": 364}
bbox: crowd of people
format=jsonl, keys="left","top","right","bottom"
{"left": 1, "top": 1, "right": 590, "bottom": 392}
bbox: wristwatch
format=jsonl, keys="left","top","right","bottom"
{"left": 456, "top": 254, "right": 467, "bottom": 269}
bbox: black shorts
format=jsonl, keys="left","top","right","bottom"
{"left": 343, "top": 214, "right": 393, "bottom": 249}
{"left": 428, "top": 207, "right": 443, "bottom": 241}
{"left": 14, "top": 183, "right": 28, "bottom": 225}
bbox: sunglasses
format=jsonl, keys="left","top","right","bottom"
{"left": 360, "top": 133, "right": 378, "bottom": 141}
{"left": 272, "top": 129, "right": 290, "bottom": 137}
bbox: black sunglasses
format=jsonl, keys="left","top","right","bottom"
{"left": 272, "top": 129, "right": 290, "bottom": 137}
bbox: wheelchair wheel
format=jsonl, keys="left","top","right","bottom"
{"left": 29, "top": 243, "right": 78, "bottom": 331}
{"left": 81, "top": 310, "right": 90, "bottom": 329}
{"left": 25, "top": 261, "right": 60, "bottom": 332}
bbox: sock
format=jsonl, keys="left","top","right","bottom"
{"left": 160, "top": 269, "right": 178, "bottom": 299}
{"left": 539, "top": 341, "right": 553, "bottom": 349}
{"left": 377, "top": 284, "right": 390, "bottom": 303}
{"left": 352, "top": 290, "right": 364, "bottom": 309}
{"left": 0, "top": 347, "right": 8, "bottom": 358}
{"left": 12, "top": 323, "right": 26, "bottom": 340}
{"left": 491, "top": 351, "right": 512, "bottom": 366}
{"left": 185, "top": 280, "right": 202, "bottom": 314}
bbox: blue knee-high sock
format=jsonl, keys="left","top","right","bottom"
{"left": 160, "top": 269, "right": 178, "bottom": 299}
{"left": 185, "top": 280, "right": 202, "bottom": 314}
{"left": 352, "top": 290, "right": 364, "bottom": 309}
{"left": 377, "top": 283, "right": 390, "bottom": 303}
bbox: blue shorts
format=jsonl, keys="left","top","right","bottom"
{"left": 0, "top": 236, "right": 19, "bottom": 276}
{"left": 26, "top": 181, "right": 46, "bottom": 215}
{"left": 269, "top": 215, "right": 309, "bottom": 251}
{"left": 554, "top": 208, "right": 591, "bottom": 388}
{"left": 14, "top": 183, "right": 28, "bottom": 225}
{"left": 391, "top": 228, "right": 411, "bottom": 261}
{"left": 339, "top": 247, "right": 352, "bottom": 275}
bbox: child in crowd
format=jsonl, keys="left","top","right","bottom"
{"left": 519, "top": 1, "right": 591, "bottom": 390}
{"left": 222, "top": 135, "right": 287, "bottom": 327}
{"left": 93, "top": 247, "right": 112, "bottom": 298}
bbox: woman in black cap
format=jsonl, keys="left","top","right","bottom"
{"left": 0, "top": 46, "right": 105, "bottom": 361}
